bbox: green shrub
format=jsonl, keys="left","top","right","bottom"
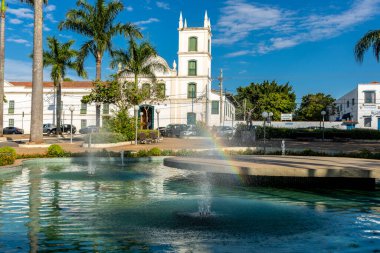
{"left": 137, "top": 149, "right": 149, "bottom": 157}
{"left": 84, "top": 132, "right": 127, "bottom": 144}
{"left": 0, "top": 146, "right": 16, "bottom": 166}
{"left": 137, "top": 130, "right": 159, "bottom": 140}
{"left": 104, "top": 110, "right": 136, "bottom": 141}
{"left": 161, "top": 149, "right": 174, "bottom": 156}
{"left": 47, "top": 144, "right": 66, "bottom": 157}
{"left": 148, "top": 147, "right": 161, "bottom": 156}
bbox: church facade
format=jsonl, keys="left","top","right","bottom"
{"left": 121, "top": 12, "right": 236, "bottom": 129}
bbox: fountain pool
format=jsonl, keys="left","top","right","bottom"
{"left": 0, "top": 158, "right": 379, "bottom": 252}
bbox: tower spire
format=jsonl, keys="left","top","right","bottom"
{"left": 204, "top": 10, "right": 208, "bottom": 27}
{"left": 184, "top": 18, "right": 187, "bottom": 28}
{"left": 179, "top": 12, "right": 183, "bottom": 29}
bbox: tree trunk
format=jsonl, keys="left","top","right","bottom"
{"left": 29, "top": 0, "right": 44, "bottom": 144}
{"left": 52, "top": 84, "right": 56, "bottom": 125}
{"left": 56, "top": 80, "right": 62, "bottom": 135}
{"left": 0, "top": 9, "right": 5, "bottom": 138}
{"left": 95, "top": 57, "right": 101, "bottom": 127}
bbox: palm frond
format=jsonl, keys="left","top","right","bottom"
{"left": 354, "top": 30, "right": 380, "bottom": 63}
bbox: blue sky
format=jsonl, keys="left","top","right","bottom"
{"left": 4, "top": 0, "right": 380, "bottom": 101}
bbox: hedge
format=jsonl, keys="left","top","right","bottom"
{"left": 0, "top": 146, "right": 16, "bottom": 166}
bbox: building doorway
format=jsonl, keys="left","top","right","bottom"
{"left": 139, "top": 105, "right": 154, "bottom": 129}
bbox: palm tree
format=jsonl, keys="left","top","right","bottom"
{"left": 110, "top": 39, "right": 167, "bottom": 103}
{"left": 18, "top": 0, "right": 48, "bottom": 143}
{"left": 355, "top": 30, "right": 380, "bottom": 63}
{"left": 59, "top": 0, "right": 141, "bottom": 127}
{"left": 42, "top": 36, "right": 87, "bottom": 135}
{"left": 0, "top": 0, "right": 6, "bottom": 138}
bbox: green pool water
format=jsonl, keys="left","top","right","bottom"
{"left": 0, "top": 158, "right": 379, "bottom": 252}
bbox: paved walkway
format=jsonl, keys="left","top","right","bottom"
{"left": 1, "top": 135, "right": 380, "bottom": 155}
{"left": 164, "top": 155, "right": 380, "bottom": 179}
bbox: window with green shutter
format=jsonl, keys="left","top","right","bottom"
{"left": 189, "top": 37, "right": 197, "bottom": 52}
{"left": 187, "top": 83, "right": 196, "bottom": 98}
{"left": 81, "top": 119, "right": 87, "bottom": 129}
{"left": 103, "top": 103, "right": 110, "bottom": 114}
{"left": 188, "top": 60, "right": 197, "bottom": 76}
{"left": 80, "top": 103, "right": 87, "bottom": 114}
{"left": 8, "top": 100, "right": 14, "bottom": 114}
{"left": 158, "top": 83, "right": 166, "bottom": 98}
{"left": 142, "top": 83, "right": 151, "bottom": 98}
{"left": 211, "top": 101, "right": 219, "bottom": 114}
{"left": 9, "top": 119, "right": 14, "bottom": 127}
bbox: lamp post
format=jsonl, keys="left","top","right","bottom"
{"left": 69, "top": 106, "right": 75, "bottom": 144}
{"left": 134, "top": 105, "right": 139, "bottom": 145}
{"left": 156, "top": 108, "right": 161, "bottom": 139}
{"left": 262, "top": 111, "right": 269, "bottom": 154}
{"left": 268, "top": 112, "right": 273, "bottom": 127}
{"left": 321, "top": 110, "right": 326, "bottom": 141}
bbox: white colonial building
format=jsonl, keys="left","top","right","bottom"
{"left": 334, "top": 82, "right": 380, "bottom": 130}
{"left": 3, "top": 80, "right": 103, "bottom": 134}
{"left": 2, "top": 12, "right": 235, "bottom": 133}
{"left": 120, "top": 11, "right": 235, "bottom": 129}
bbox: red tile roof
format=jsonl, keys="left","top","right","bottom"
{"left": 10, "top": 81, "right": 94, "bottom": 88}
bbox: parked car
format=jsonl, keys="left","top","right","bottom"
{"left": 216, "top": 126, "right": 235, "bottom": 138}
{"left": 180, "top": 125, "right": 197, "bottom": 137}
{"left": 157, "top": 127, "right": 167, "bottom": 137}
{"left": 79, "top": 125, "right": 99, "bottom": 134}
{"left": 50, "top": 124, "right": 76, "bottom": 134}
{"left": 166, "top": 124, "right": 187, "bottom": 137}
{"left": 3, "top": 127, "right": 24, "bottom": 134}
{"left": 43, "top": 123, "right": 56, "bottom": 134}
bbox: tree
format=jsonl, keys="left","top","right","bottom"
{"left": 296, "top": 93, "right": 335, "bottom": 121}
{"left": 0, "top": 0, "right": 5, "bottom": 137}
{"left": 18, "top": 0, "right": 48, "bottom": 143}
{"left": 59, "top": 0, "right": 142, "bottom": 127}
{"left": 355, "top": 30, "right": 380, "bottom": 63}
{"left": 234, "top": 80, "right": 296, "bottom": 121}
{"left": 42, "top": 36, "right": 87, "bottom": 134}
{"left": 110, "top": 39, "right": 167, "bottom": 106}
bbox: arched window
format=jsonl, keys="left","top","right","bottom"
{"left": 142, "top": 83, "right": 151, "bottom": 98}
{"left": 158, "top": 83, "right": 166, "bottom": 98}
{"left": 188, "top": 60, "right": 197, "bottom": 76}
{"left": 189, "top": 37, "right": 198, "bottom": 52}
{"left": 187, "top": 83, "right": 196, "bottom": 98}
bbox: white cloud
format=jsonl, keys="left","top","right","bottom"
{"left": 7, "top": 8, "right": 33, "bottom": 19}
{"left": 59, "top": 34, "right": 72, "bottom": 39}
{"left": 156, "top": 1, "right": 170, "bottom": 10}
{"left": 45, "top": 5, "right": 56, "bottom": 12}
{"left": 7, "top": 38, "right": 29, "bottom": 44}
{"left": 43, "top": 26, "right": 51, "bottom": 32}
{"left": 134, "top": 18, "right": 160, "bottom": 26}
{"left": 5, "top": 58, "right": 50, "bottom": 81}
{"left": 217, "top": 0, "right": 380, "bottom": 56}
{"left": 9, "top": 18, "right": 23, "bottom": 25}
{"left": 126, "top": 6, "right": 133, "bottom": 12}
{"left": 45, "top": 13, "right": 57, "bottom": 23}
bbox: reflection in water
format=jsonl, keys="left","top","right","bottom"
{"left": 0, "top": 159, "right": 378, "bottom": 252}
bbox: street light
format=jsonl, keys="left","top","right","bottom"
{"left": 69, "top": 106, "right": 75, "bottom": 144}
{"left": 134, "top": 105, "right": 139, "bottom": 145}
{"left": 156, "top": 108, "right": 161, "bottom": 139}
{"left": 268, "top": 112, "right": 273, "bottom": 127}
{"left": 321, "top": 110, "right": 326, "bottom": 141}
{"left": 262, "top": 111, "right": 269, "bottom": 154}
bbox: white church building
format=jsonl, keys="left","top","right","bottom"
{"left": 121, "top": 11, "right": 235, "bottom": 130}
{"left": 2, "top": 12, "right": 235, "bottom": 134}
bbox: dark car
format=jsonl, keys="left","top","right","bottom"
{"left": 50, "top": 124, "right": 76, "bottom": 134}
{"left": 166, "top": 124, "right": 187, "bottom": 137}
{"left": 157, "top": 127, "right": 167, "bottom": 137}
{"left": 79, "top": 125, "right": 99, "bottom": 134}
{"left": 180, "top": 125, "right": 197, "bottom": 137}
{"left": 43, "top": 123, "right": 56, "bottom": 134}
{"left": 3, "top": 127, "right": 24, "bottom": 134}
